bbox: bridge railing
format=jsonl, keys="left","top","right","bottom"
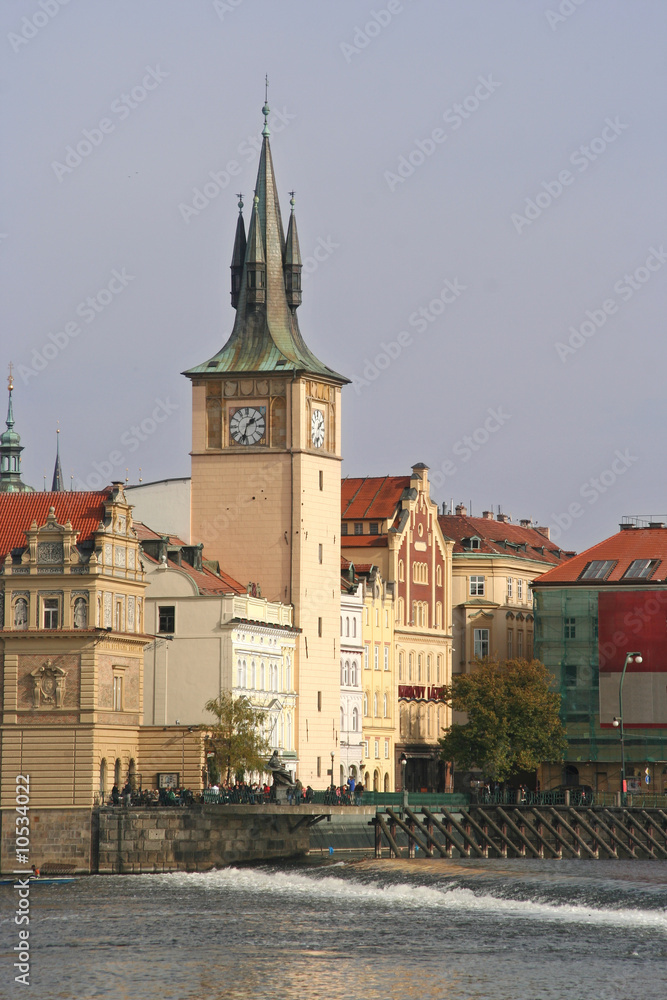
{"left": 477, "top": 790, "right": 667, "bottom": 808}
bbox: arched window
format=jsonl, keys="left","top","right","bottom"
{"left": 352, "top": 707, "right": 359, "bottom": 732}
{"left": 400, "top": 705, "right": 407, "bottom": 736}
{"left": 398, "top": 651, "right": 404, "bottom": 680}
{"left": 350, "top": 661, "right": 357, "bottom": 686}
{"left": 428, "top": 705, "right": 434, "bottom": 737}
{"left": 352, "top": 618, "right": 357, "bottom": 638}
{"left": 242, "top": 660, "right": 247, "bottom": 688}
{"left": 363, "top": 692, "right": 369, "bottom": 716}
{"left": 346, "top": 617, "right": 350, "bottom": 636}
{"left": 397, "top": 597, "right": 404, "bottom": 625}
{"left": 437, "top": 655, "right": 443, "bottom": 683}
{"left": 384, "top": 773, "right": 390, "bottom": 792}
{"left": 412, "top": 601, "right": 417, "bottom": 626}
{"left": 273, "top": 664, "right": 278, "bottom": 692}
{"left": 409, "top": 652, "right": 414, "bottom": 681}
{"left": 436, "top": 602, "right": 442, "bottom": 628}
{"left": 437, "top": 564, "right": 442, "bottom": 587}
{"left": 340, "top": 706, "right": 345, "bottom": 731}
{"left": 99, "top": 758, "right": 107, "bottom": 800}
{"left": 398, "top": 559, "right": 404, "bottom": 582}
{"left": 344, "top": 660, "right": 349, "bottom": 685}
{"left": 237, "top": 659, "right": 243, "bottom": 687}
{"left": 114, "top": 758, "right": 121, "bottom": 786}
{"left": 383, "top": 693, "right": 388, "bottom": 718}
{"left": 427, "top": 654, "right": 432, "bottom": 682}
{"left": 286, "top": 713, "right": 292, "bottom": 750}
{"left": 251, "top": 661, "right": 256, "bottom": 689}
{"left": 418, "top": 654, "right": 423, "bottom": 681}
{"left": 373, "top": 769, "right": 380, "bottom": 792}
{"left": 374, "top": 692, "right": 379, "bottom": 717}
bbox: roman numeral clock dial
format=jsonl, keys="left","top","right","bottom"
{"left": 229, "top": 406, "right": 266, "bottom": 445}
{"left": 311, "top": 408, "right": 325, "bottom": 448}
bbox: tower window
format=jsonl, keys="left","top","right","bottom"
{"left": 319, "top": 471, "right": 323, "bottom": 491}
{"left": 317, "top": 691, "right": 322, "bottom": 712}
{"left": 318, "top": 617, "right": 323, "bottom": 637}
{"left": 318, "top": 544, "right": 323, "bottom": 564}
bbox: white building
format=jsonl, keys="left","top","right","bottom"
{"left": 138, "top": 524, "right": 298, "bottom": 772}
{"left": 339, "top": 570, "right": 364, "bottom": 787}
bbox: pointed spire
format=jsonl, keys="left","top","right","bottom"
{"left": 284, "top": 191, "right": 302, "bottom": 310}
{"left": 0, "top": 363, "right": 34, "bottom": 493}
{"left": 245, "top": 194, "right": 266, "bottom": 305}
{"left": 230, "top": 193, "right": 246, "bottom": 309}
{"left": 262, "top": 74, "right": 271, "bottom": 138}
{"left": 51, "top": 428, "right": 64, "bottom": 491}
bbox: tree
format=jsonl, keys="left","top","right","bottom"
{"left": 438, "top": 658, "right": 567, "bottom": 782}
{"left": 202, "top": 694, "right": 271, "bottom": 784}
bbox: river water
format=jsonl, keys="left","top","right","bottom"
{"left": 2, "top": 858, "right": 666, "bottom": 999}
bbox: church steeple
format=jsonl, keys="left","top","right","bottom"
{"left": 51, "top": 428, "right": 64, "bottom": 491}
{"left": 0, "top": 364, "right": 34, "bottom": 493}
{"left": 184, "top": 93, "right": 347, "bottom": 384}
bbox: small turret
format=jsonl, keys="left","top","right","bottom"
{"left": 0, "top": 364, "right": 34, "bottom": 493}
{"left": 245, "top": 194, "right": 266, "bottom": 305}
{"left": 283, "top": 192, "right": 302, "bottom": 310}
{"left": 230, "top": 194, "right": 246, "bottom": 309}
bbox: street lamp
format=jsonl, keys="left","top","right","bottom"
{"left": 612, "top": 651, "right": 642, "bottom": 803}
{"left": 400, "top": 753, "right": 408, "bottom": 810}
{"left": 330, "top": 750, "right": 335, "bottom": 793}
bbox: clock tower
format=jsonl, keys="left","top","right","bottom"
{"left": 183, "top": 98, "right": 348, "bottom": 782}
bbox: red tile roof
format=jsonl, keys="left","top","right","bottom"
{"left": 438, "top": 514, "right": 572, "bottom": 567}
{"left": 341, "top": 535, "right": 388, "bottom": 549}
{"left": 141, "top": 551, "right": 245, "bottom": 595}
{"left": 132, "top": 521, "right": 188, "bottom": 546}
{"left": 0, "top": 491, "right": 110, "bottom": 559}
{"left": 534, "top": 527, "right": 667, "bottom": 585}
{"left": 341, "top": 476, "right": 411, "bottom": 520}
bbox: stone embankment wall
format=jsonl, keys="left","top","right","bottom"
{"left": 0, "top": 807, "right": 95, "bottom": 874}
{"left": 97, "top": 805, "right": 310, "bottom": 873}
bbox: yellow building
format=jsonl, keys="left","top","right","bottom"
{"left": 0, "top": 481, "right": 149, "bottom": 870}
{"left": 183, "top": 101, "right": 348, "bottom": 784}
{"left": 356, "top": 566, "right": 395, "bottom": 792}
{"left": 342, "top": 464, "right": 454, "bottom": 791}
{"left": 439, "top": 505, "right": 572, "bottom": 680}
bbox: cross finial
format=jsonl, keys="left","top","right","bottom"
{"left": 8, "top": 361, "right": 14, "bottom": 392}
{"left": 236, "top": 192, "right": 244, "bottom": 212}
{"left": 289, "top": 190, "right": 296, "bottom": 211}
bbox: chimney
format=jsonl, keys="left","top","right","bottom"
{"left": 519, "top": 519, "right": 532, "bottom": 528}
{"left": 648, "top": 522, "right": 665, "bottom": 529}
{"left": 482, "top": 511, "right": 494, "bottom": 520}
{"left": 496, "top": 513, "right": 511, "bottom": 523}
{"left": 455, "top": 503, "right": 467, "bottom": 516}
{"left": 534, "top": 526, "right": 550, "bottom": 539}
{"left": 619, "top": 523, "right": 636, "bottom": 531}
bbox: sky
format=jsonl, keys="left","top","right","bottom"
{"left": 2, "top": 0, "right": 667, "bottom": 554}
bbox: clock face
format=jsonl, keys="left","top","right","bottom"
{"left": 229, "top": 406, "right": 266, "bottom": 445}
{"left": 311, "top": 408, "right": 325, "bottom": 448}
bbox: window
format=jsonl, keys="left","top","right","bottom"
{"left": 351, "top": 661, "right": 357, "bottom": 685}
{"left": 341, "top": 522, "right": 348, "bottom": 536}
{"left": 352, "top": 707, "right": 359, "bottom": 732}
{"left": 517, "top": 631, "right": 524, "bottom": 657}
{"left": 369, "top": 522, "right": 379, "bottom": 535}
{"left": 345, "top": 617, "right": 350, "bottom": 636}
{"left": 352, "top": 618, "right": 356, "bottom": 637}
{"left": 398, "top": 651, "right": 404, "bottom": 680}
{"left": 470, "top": 576, "right": 485, "bottom": 596}
{"left": 364, "top": 740, "right": 369, "bottom": 759}
{"left": 507, "top": 629, "right": 513, "bottom": 658}
{"left": 363, "top": 692, "right": 369, "bottom": 716}
{"left": 385, "top": 740, "right": 390, "bottom": 759}
{"left": 413, "top": 562, "right": 428, "bottom": 584}
{"left": 317, "top": 617, "right": 323, "bottom": 637}
{"left": 409, "top": 652, "right": 414, "bottom": 681}
{"left": 436, "top": 602, "right": 442, "bottom": 628}
{"left": 317, "top": 757, "right": 322, "bottom": 777}
{"left": 384, "top": 647, "right": 389, "bottom": 670}
{"left": 115, "top": 600, "right": 123, "bottom": 631}
{"left": 113, "top": 674, "right": 123, "bottom": 712}
{"left": 374, "top": 739, "right": 380, "bottom": 758}
{"left": 473, "top": 628, "right": 489, "bottom": 658}
{"left": 564, "top": 663, "right": 577, "bottom": 687}
{"left": 623, "top": 559, "right": 660, "bottom": 580}
{"left": 564, "top": 618, "right": 576, "bottom": 639}
{"left": 251, "top": 661, "right": 256, "bottom": 688}
{"left": 43, "top": 598, "right": 59, "bottom": 630}
{"left": 397, "top": 598, "right": 404, "bottom": 625}
{"left": 354, "top": 522, "right": 363, "bottom": 535}
{"left": 469, "top": 537, "right": 481, "bottom": 550}
{"left": 383, "top": 693, "right": 388, "bottom": 717}
{"left": 517, "top": 579, "right": 523, "bottom": 601}
{"left": 364, "top": 646, "right": 369, "bottom": 669}
{"left": 385, "top": 610, "right": 389, "bottom": 628}
{"left": 507, "top": 577, "right": 513, "bottom": 600}
{"left": 319, "top": 470, "right": 323, "bottom": 491}
{"left": 579, "top": 559, "right": 616, "bottom": 580}
{"left": 318, "top": 544, "right": 323, "bottom": 564}
{"left": 158, "top": 606, "right": 175, "bottom": 634}
{"left": 427, "top": 654, "right": 432, "bottom": 682}
{"left": 261, "top": 662, "right": 266, "bottom": 689}
{"left": 436, "top": 565, "right": 442, "bottom": 587}
{"left": 418, "top": 654, "right": 423, "bottom": 681}
{"left": 340, "top": 706, "right": 345, "bottom": 731}
{"left": 398, "top": 560, "right": 404, "bottom": 582}
{"left": 437, "top": 654, "right": 442, "bottom": 683}
{"left": 317, "top": 691, "right": 322, "bottom": 711}
{"left": 374, "top": 692, "right": 379, "bottom": 717}
{"left": 374, "top": 646, "right": 379, "bottom": 670}
{"left": 343, "top": 660, "right": 349, "bottom": 684}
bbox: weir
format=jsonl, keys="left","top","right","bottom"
{"left": 371, "top": 805, "right": 667, "bottom": 860}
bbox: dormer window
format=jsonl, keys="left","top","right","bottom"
{"left": 579, "top": 559, "right": 616, "bottom": 581}
{"left": 623, "top": 559, "right": 660, "bottom": 580}
{"left": 369, "top": 523, "right": 379, "bottom": 535}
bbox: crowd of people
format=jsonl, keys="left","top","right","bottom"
{"left": 103, "top": 776, "right": 366, "bottom": 807}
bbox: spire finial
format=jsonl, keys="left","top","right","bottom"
{"left": 236, "top": 192, "right": 244, "bottom": 213}
{"left": 289, "top": 190, "right": 296, "bottom": 212}
{"left": 8, "top": 361, "right": 14, "bottom": 393}
{"left": 262, "top": 75, "right": 270, "bottom": 137}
